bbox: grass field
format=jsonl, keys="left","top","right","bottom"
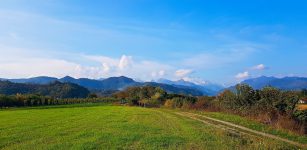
{"left": 0, "top": 104, "right": 300, "bottom": 149}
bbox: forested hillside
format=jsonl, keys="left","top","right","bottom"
{"left": 0, "top": 81, "right": 90, "bottom": 98}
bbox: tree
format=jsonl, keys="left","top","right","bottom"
{"left": 235, "top": 84, "right": 255, "bottom": 108}
{"left": 256, "top": 87, "right": 280, "bottom": 111}
{"left": 88, "top": 93, "right": 98, "bottom": 98}
{"left": 301, "top": 89, "right": 307, "bottom": 97}
{"left": 217, "top": 89, "right": 237, "bottom": 110}
{"left": 280, "top": 91, "right": 299, "bottom": 116}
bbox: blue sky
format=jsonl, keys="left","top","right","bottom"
{"left": 0, "top": 0, "right": 306, "bottom": 85}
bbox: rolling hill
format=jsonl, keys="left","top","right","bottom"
{"left": 0, "top": 80, "right": 90, "bottom": 98}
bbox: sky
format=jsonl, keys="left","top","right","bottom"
{"left": 0, "top": 0, "right": 307, "bottom": 85}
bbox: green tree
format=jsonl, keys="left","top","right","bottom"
{"left": 217, "top": 89, "right": 237, "bottom": 110}
{"left": 235, "top": 84, "right": 256, "bottom": 108}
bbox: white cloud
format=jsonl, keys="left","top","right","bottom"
{"left": 102, "top": 63, "right": 110, "bottom": 72}
{"left": 0, "top": 45, "right": 176, "bottom": 80}
{"left": 175, "top": 69, "right": 193, "bottom": 78}
{"left": 83, "top": 54, "right": 174, "bottom": 80}
{"left": 235, "top": 71, "right": 249, "bottom": 79}
{"left": 158, "top": 70, "right": 165, "bottom": 76}
{"left": 0, "top": 58, "right": 84, "bottom": 78}
{"left": 151, "top": 70, "right": 166, "bottom": 78}
{"left": 182, "top": 77, "right": 208, "bottom": 85}
{"left": 118, "top": 55, "right": 133, "bottom": 70}
{"left": 252, "top": 64, "right": 266, "bottom": 70}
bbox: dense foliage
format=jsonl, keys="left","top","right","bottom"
{"left": 0, "top": 94, "right": 118, "bottom": 107}
{"left": 216, "top": 84, "right": 307, "bottom": 134}
{"left": 113, "top": 86, "right": 197, "bottom": 107}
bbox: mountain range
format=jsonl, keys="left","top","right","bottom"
{"left": 156, "top": 78, "right": 224, "bottom": 96}
{"left": 240, "top": 76, "right": 307, "bottom": 90}
{"left": 0, "top": 76, "right": 206, "bottom": 96}
{"left": 1, "top": 76, "right": 307, "bottom": 96}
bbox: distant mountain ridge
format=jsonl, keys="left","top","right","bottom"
{"left": 239, "top": 76, "right": 307, "bottom": 90}
{"left": 0, "top": 76, "right": 205, "bottom": 96}
{"left": 3, "top": 76, "right": 58, "bottom": 84}
{"left": 143, "top": 82, "right": 204, "bottom": 96}
{"left": 156, "top": 78, "right": 224, "bottom": 96}
{"left": 2, "top": 75, "right": 307, "bottom": 96}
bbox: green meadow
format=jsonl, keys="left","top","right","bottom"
{"left": 0, "top": 105, "right": 299, "bottom": 150}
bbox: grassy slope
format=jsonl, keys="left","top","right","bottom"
{"left": 0, "top": 105, "right": 297, "bottom": 150}
{"left": 194, "top": 111, "right": 307, "bottom": 144}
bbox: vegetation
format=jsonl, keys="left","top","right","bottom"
{"left": 1, "top": 84, "right": 307, "bottom": 138}
{"left": 196, "top": 111, "right": 307, "bottom": 144}
{"left": 215, "top": 84, "right": 307, "bottom": 134}
{"left": 0, "top": 81, "right": 90, "bottom": 99}
{"left": 0, "top": 94, "right": 119, "bottom": 107}
{"left": 112, "top": 85, "right": 307, "bottom": 135}
{"left": 0, "top": 105, "right": 297, "bottom": 149}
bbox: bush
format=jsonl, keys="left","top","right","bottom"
{"left": 193, "top": 96, "right": 215, "bottom": 110}
{"left": 164, "top": 99, "right": 175, "bottom": 108}
{"left": 215, "top": 84, "right": 307, "bottom": 134}
{"left": 181, "top": 100, "right": 193, "bottom": 110}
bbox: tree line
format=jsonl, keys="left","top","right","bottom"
{"left": 0, "top": 93, "right": 118, "bottom": 107}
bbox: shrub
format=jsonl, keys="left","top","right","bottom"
{"left": 181, "top": 100, "right": 193, "bottom": 110}
{"left": 164, "top": 99, "right": 175, "bottom": 108}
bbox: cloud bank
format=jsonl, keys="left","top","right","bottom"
{"left": 0, "top": 45, "right": 177, "bottom": 81}
{"left": 235, "top": 71, "right": 249, "bottom": 80}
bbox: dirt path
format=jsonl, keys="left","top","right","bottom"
{"left": 176, "top": 112, "right": 307, "bottom": 149}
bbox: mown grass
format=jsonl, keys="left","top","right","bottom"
{"left": 195, "top": 111, "right": 307, "bottom": 144}
{"left": 0, "top": 105, "right": 298, "bottom": 149}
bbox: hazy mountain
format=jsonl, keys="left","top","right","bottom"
{"left": 240, "top": 76, "right": 307, "bottom": 90}
{"left": 3, "top": 76, "right": 57, "bottom": 84}
{"left": 156, "top": 78, "right": 224, "bottom": 96}
{"left": 59, "top": 76, "right": 140, "bottom": 90}
{"left": 100, "top": 76, "right": 140, "bottom": 90}
{"left": 2, "top": 76, "right": 205, "bottom": 96}
{"left": 7, "top": 75, "right": 307, "bottom": 96}
{"left": 59, "top": 76, "right": 104, "bottom": 89}
{"left": 143, "top": 82, "right": 204, "bottom": 96}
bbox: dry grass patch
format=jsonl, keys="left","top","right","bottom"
{"left": 297, "top": 104, "right": 307, "bottom": 110}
